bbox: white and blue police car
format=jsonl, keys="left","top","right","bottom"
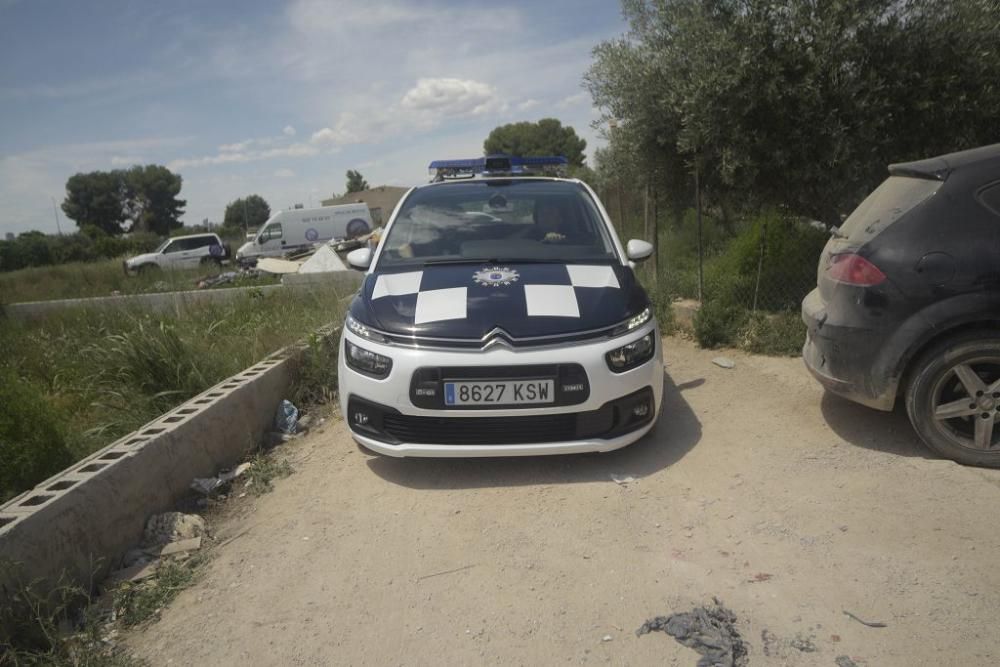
{"left": 337, "top": 155, "right": 663, "bottom": 457}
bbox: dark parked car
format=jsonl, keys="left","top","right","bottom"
{"left": 803, "top": 144, "right": 1000, "bottom": 467}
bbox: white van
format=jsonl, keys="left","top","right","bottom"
{"left": 235, "top": 203, "right": 372, "bottom": 264}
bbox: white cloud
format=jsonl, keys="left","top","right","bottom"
{"left": 310, "top": 125, "right": 353, "bottom": 146}
{"left": 557, "top": 91, "right": 591, "bottom": 109}
{"left": 517, "top": 99, "right": 540, "bottom": 112}
{"left": 110, "top": 155, "right": 143, "bottom": 166}
{"left": 219, "top": 140, "right": 251, "bottom": 153}
{"left": 274, "top": 168, "right": 296, "bottom": 178}
{"left": 287, "top": 0, "right": 420, "bottom": 33}
{"left": 167, "top": 141, "right": 319, "bottom": 170}
{"left": 283, "top": 125, "right": 296, "bottom": 137}
{"left": 400, "top": 78, "right": 498, "bottom": 116}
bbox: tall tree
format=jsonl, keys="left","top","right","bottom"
{"left": 62, "top": 166, "right": 185, "bottom": 236}
{"left": 62, "top": 171, "right": 127, "bottom": 235}
{"left": 121, "top": 165, "right": 185, "bottom": 235}
{"left": 345, "top": 170, "right": 369, "bottom": 193}
{"left": 483, "top": 119, "right": 588, "bottom": 168}
{"left": 223, "top": 194, "right": 271, "bottom": 232}
{"left": 586, "top": 0, "right": 1000, "bottom": 225}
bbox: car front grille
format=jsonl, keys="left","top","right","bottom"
{"left": 382, "top": 413, "right": 583, "bottom": 445}
{"left": 347, "top": 387, "right": 653, "bottom": 446}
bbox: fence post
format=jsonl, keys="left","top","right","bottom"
{"left": 616, "top": 179, "right": 626, "bottom": 234}
{"left": 643, "top": 179, "right": 650, "bottom": 241}
{"left": 652, "top": 187, "right": 659, "bottom": 283}
{"left": 752, "top": 219, "right": 766, "bottom": 313}
{"left": 695, "top": 159, "right": 704, "bottom": 303}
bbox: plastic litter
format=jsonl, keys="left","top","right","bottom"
{"left": 299, "top": 245, "right": 348, "bottom": 273}
{"left": 275, "top": 399, "right": 299, "bottom": 434}
{"left": 712, "top": 356, "right": 736, "bottom": 369}
{"left": 611, "top": 473, "right": 637, "bottom": 486}
{"left": 636, "top": 598, "right": 748, "bottom": 667}
{"left": 190, "top": 462, "right": 251, "bottom": 495}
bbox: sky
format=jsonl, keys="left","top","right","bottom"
{"left": 0, "top": 0, "right": 626, "bottom": 236}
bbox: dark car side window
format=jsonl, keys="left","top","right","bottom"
{"left": 976, "top": 182, "right": 1000, "bottom": 217}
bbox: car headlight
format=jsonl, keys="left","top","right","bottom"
{"left": 346, "top": 314, "right": 389, "bottom": 344}
{"left": 611, "top": 307, "right": 652, "bottom": 337}
{"left": 344, "top": 339, "right": 392, "bottom": 378}
{"left": 606, "top": 332, "right": 655, "bottom": 373}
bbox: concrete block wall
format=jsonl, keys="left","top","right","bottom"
{"left": 0, "top": 326, "right": 338, "bottom": 611}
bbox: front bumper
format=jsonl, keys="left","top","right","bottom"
{"left": 338, "top": 322, "right": 664, "bottom": 457}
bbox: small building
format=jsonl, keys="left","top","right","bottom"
{"left": 321, "top": 186, "right": 409, "bottom": 226}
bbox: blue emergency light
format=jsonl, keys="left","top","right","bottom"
{"left": 428, "top": 155, "right": 568, "bottom": 181}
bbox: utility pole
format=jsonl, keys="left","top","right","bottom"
{"left": 51, "top": 197, "right": 63, "bottom": 235}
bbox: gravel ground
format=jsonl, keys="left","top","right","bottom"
{"left": 127, "top": 336, "right": 1000, "bottom": 666}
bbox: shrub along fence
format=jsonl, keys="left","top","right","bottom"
{"left": 597, "top": 184, "right": 828, "bottom": 356}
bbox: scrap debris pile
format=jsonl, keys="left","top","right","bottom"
{"left": 250, "top": 228, "right": 382, "bottom": 276}
{"left": 636, "top": 598, "right": 749, "bottom": 667}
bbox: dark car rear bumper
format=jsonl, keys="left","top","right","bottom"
{"left": 801, "top": 289, "right": 897, "bottom": 411}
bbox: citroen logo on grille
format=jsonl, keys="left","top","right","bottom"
{"left": 481, "top": 327, "right": 514, "bottom": 350}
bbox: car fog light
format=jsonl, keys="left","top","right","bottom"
{"left": 632, "top": 403, "right": 650, "bottom": 418}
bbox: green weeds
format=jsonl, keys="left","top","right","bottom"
{"left": 0, "top": 288, "right": 345, "bottom": 502}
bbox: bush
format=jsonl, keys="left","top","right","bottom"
{"left": 693, "top": 300, "right": 749, "bottom": 348}
{"left": 0, "top": 369, "right": 74, "bottom": 499}
{"left": 705, "top": 209, "right": 828, "bottom": 311}
{"left": 738, "top": 311, "right": 807, "bottom": 356}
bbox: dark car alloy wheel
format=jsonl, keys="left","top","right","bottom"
{"left": 930, "top": 357, "right": 1000, "bottom": 450}
{"left": 906, "top": 335, "right": 1000, "bottom": 467}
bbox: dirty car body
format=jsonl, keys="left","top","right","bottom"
{"left": 338, "top": 159, "right": 662, "bottom": 457}
{"left": 803, "top": 143, "right": 1000, "bottom": 466}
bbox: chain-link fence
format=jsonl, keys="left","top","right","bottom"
{"left": 596, "top": 183, "right": 827, "bottom": 355}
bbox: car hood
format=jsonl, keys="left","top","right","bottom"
{"left": 356, "top": 262, "right": 648, "bottom": 339}
{"left": 127, "top": 252, "right": 158, "bottom": 265}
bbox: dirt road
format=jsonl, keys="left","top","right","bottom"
{"left": 127, "top": 337, "right": 1000, "bottom": 666}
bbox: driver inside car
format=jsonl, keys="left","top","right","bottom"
{"left": 522, "top": 200, "right": 574, "bottom": 243}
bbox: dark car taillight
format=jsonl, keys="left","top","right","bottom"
{"left": 827, "top": 253, "right": 886, "bottom": 286}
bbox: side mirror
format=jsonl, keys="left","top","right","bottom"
{"left": 626, "top": 239, "right": 654, "bottom": 262}
{"left": 346, "top": 247, "right": 373, "bottom": 270}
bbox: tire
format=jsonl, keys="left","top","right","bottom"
{"left": 905, "top": 331, "right": 1000, "bottom": 467}
{"left": 136, "top": 263, "right": 160, "bottom": 275}
{"left": 200, "top": 256, "right": 222, "bottom": 267}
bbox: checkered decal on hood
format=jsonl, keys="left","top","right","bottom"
{"left": 370, "top": 264, "right": 621, "bottom": 325}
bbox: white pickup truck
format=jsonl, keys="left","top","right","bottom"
{"left": 124, "top": 233, "right": 231, "bottom": 274}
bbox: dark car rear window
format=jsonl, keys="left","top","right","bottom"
{"left": 839, "top": 176, "right": 942, "bottom": 243}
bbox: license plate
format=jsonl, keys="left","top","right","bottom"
{"left": 444, "top": 380, "right": 554, "bottom": 406}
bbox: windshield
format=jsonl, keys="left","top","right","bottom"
{"left": 376, "top": 180, "right": 618, "bottom": 268}
{"left": 153, "top": 238, "right": 171, "bottom": 253}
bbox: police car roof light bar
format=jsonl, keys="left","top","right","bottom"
{"left": 428, "top": 155, "right": 568, "bottom": 181}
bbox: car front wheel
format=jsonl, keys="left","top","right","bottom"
{"left": 906, "top": 332, "right": 1000, "bottom": 467}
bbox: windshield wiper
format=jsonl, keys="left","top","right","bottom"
{"left": 421, "top": 257, "right": 501, "bottom": 266}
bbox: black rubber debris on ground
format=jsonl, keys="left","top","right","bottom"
{"left": 835, "top": 656, "right": 860, "bottom": 667}
{"left": 636, "top": 597, "right": 749, "bottom": 667}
